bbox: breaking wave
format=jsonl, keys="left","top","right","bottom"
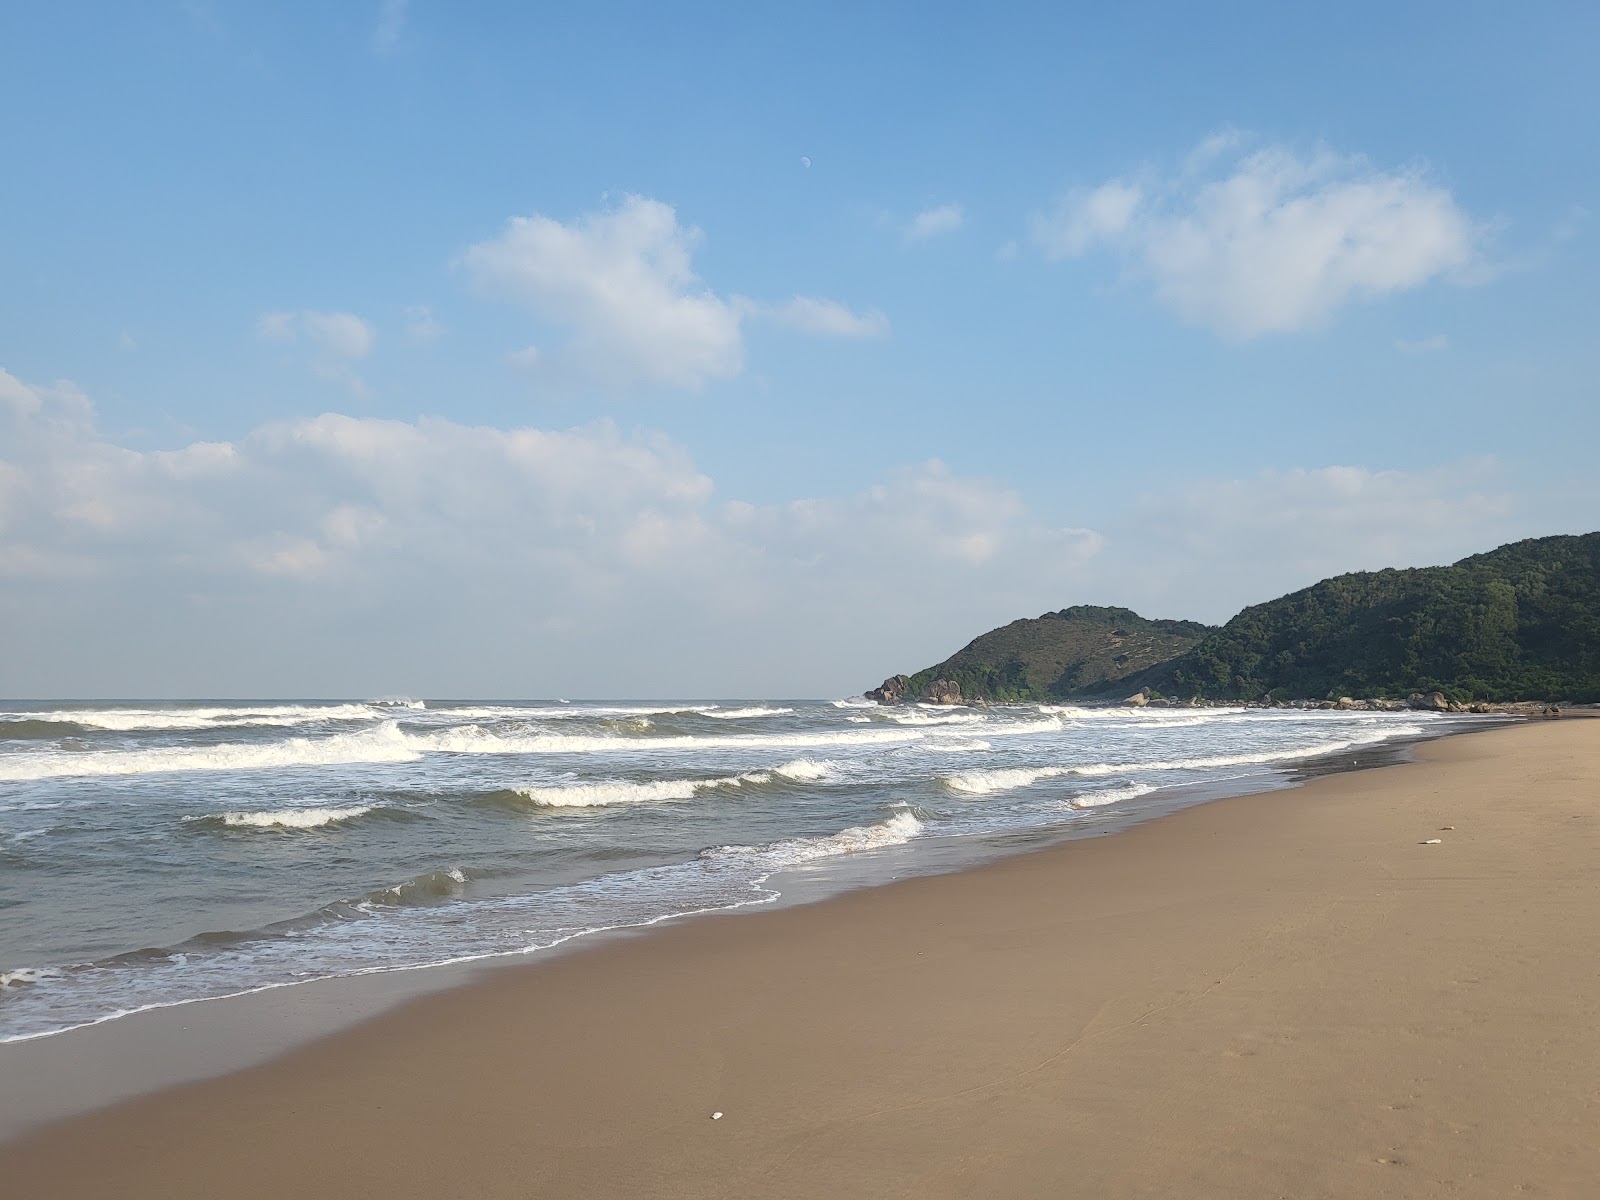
{"left": 0, "top": 722, "right": 421, "bottom": 781}
{"left": 6, "top": 703, "right": 386, "bottom": 732}
{"left": 413, "top": 724, "right": 919, "bottom": 757}
{"left": 514, "top": 759, "right": 835, "bottom": 808}
{"left": 944, "top": 765, "right": 1072, "bottom": 795}
{"left": 1069, "top": 782, "right": 1157, "bottom": 809}
{"left": 882, "top": 709, "right": 986, "bottom": 726}
{"left": 183, "top": 805, "right": 378, "bottom": 830}
{"left": 943, "top": 724, "right": 1421, "bottom": 794}
{"left": 703, "top": 810, "right": 924, "bottom": 869}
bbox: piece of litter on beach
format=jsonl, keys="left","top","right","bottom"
{"left": 1420, "top": 838, "right": 1443, "bottom": 845}
{"left": 711, "top": 1112, "right": 723, "bottom": 1120}
{"left": 1440, "top": 825, "right": 1455, "bottom": 830}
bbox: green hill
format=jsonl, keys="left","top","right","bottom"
{"left": 871, "top": 533, "right": 1600, "bottom": 705}
{"left": 892, "top": 606, "right": 1213, "bottom": 703}
{"left": 1143, "top": 532, "right": 1600, "bottom": 703}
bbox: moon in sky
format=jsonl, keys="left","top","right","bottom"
{"left": 800, "top": 156, "right": 811, "bottom": 168}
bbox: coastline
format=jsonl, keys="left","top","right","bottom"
{"left": 4, "top": 715, "right": 1597, "bottom": 1196}
{"left": 0, "top": 715, "right": 1463, "bottom": 1139}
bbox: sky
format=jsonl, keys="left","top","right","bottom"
{"left": 2, "top": 1, "right": 1597, "bottom": 698}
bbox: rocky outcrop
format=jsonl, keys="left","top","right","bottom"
{"left": 918, "top": 679, "right": 962, "bottom": 705}
{"left": 865, "top": 675, "right": 911, "bottom": 705}
{"left": 1122, "top": 688, "right": 1150, "bottom": 708}
{"left": 1407, "top": 691, "right": 1452, "bottom": 712}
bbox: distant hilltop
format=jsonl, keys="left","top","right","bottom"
{"left": 867, "top": 532, "right": 1600, "bottom": 707}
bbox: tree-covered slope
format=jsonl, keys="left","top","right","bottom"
{"left": 902, "top": 606, "right": 1214, "bottom": 703}
{"left": 1145, "top": 532, "right": 1600, "bottom": 702}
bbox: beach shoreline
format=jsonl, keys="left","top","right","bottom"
{"left": 0, "top": 717, "right": 1472, "bottom": 1141}
{"left": 4, "top": 714, "right": 1596, "bottom": 1197}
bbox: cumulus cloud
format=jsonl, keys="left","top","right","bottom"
{"left": 3, "top": 367, "right": 1562, "bottom": 695}
{"left": 463, "top": 195, "right": 888, "bottom": 387}
{"left": 462, "top": 196, "right": 744, "bottom": 389}
{"left": 1034, "top": 137, "right": 1481, "bottom": 338}
{"left": 904, "top": 203, "right": 964, "bottom": 243}
{"left": 0, "top": 368, "right": 1092, "bottom": 694}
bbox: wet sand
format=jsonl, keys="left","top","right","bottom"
{"left": 3, "top": 716, "right": 1596, "bottom": 1197}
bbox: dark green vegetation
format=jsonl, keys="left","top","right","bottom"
{"left": 885, "top": 533, "right": 1600, "bottom": 704}
{"left": 1148, "top": 533, "right": 1600, "bottom": 703}
{"left": 901, "top": 606, "right": 1214, "bottom": 703}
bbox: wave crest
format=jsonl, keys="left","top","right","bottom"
{"left": 515, "top": 759, "right": 836, "bottom": 808}
{"left": 184, "top": 805, "right": 376, "bottom": 830}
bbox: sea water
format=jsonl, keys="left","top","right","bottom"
{"left": 0, "top": 698, "right": 1469, "bottom": 1041}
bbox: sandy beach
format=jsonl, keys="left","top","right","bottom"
{"left": 3, "top": 716, "right": 1596, "bottom": 1198}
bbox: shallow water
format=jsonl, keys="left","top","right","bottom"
{"left": 0, "top": 697, "right": 1469, "bottom": 1041}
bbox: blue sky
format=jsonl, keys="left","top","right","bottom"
{"left": 2, "top": 1, "right": 1596, "bottom": 697}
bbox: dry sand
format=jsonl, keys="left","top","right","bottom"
{"left": 3, "top": 717, "right": 1597, "bottom": 1198}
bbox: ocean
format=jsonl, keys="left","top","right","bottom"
{"left": 0, "top": 697, "right": 1469, "bottom": 1042}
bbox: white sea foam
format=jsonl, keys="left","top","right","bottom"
{"left": 974, "top": 716, "right": 1064, "bottom": 738}
{"left": 944, "top": 724, "right": 1421, "bottom": 795}
{"left": 705, "top": 810, "right": 923, "bottom": 869}
{"left": 1068, "top": 725, "right": 1420, "bottom": 777}
{"left": 0, "top": 718, "right": 916, "bottom": 781}
{"left": 0, "top": 968, "right": 61, "bottom": 989}
{"left": 516, "top": 759, "right": 835, "bottom": 808}
{"left": 1069, "top": 782, "right": 1157, "bottom": 809}
{"left": 518, "top": 775, "right": 751, "bottom": 808}
{"left": 1037, "top": 704, "right": 1250, "bottom": 719}
{"left": 943, "top": 765, "right": 1071, "bottom": 794}
{"left": 703, "top": 706, "right": 794, "bottom": 719}
{"left": 925, "top": 739, "right": 992, "bottom": 753}
{"left": 5, "top": 703, "right": 384, "bottom": 732}
{"left": 882, "top": 709, "right": 985, "bottom": 726}
{"left": 770, "top": 758, "right": 834, "bottom": 781}
{"left": 0, "top": 722, "right": 420, "bottom": 781}
{"left": 414, "top": 724, "right": 920, "bottom": 756}
{"left": 186, "top": 805, "right": 376, "bottom": 830}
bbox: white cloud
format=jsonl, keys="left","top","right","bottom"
{"left": 0, "top": 368, "right": 1102, "bottom": 694}
{"left": 372, "top": 0, "right": 407, "bottom": 55}
{"left": 1395, "top": 334, "right": 1449, "bottom": 353}
{"left": 762, "top": 296, "right": 890, "bottom": 339}
{"left": 4, "top": 367, "right": 1574, "bottom": 695}
{"left": 905, "top": 203, "right": 964, "bottom": 243}
{"left": 463, "top": 195, "right": 744, "bottom": 389}
{"left": 1033, "top": 182, "right": 1141, "bottom": 258}
{"left": 1034, "top": 137, "right": 1481, "bottom": 339}
{"left": 505, "top": 345, "right": 542, "bottom": 371}
{"left": 118, "top": 331, "right": 139, "bottom": 352}
{"left": 464, "top": 195, "right": 888, "bottom": 387}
